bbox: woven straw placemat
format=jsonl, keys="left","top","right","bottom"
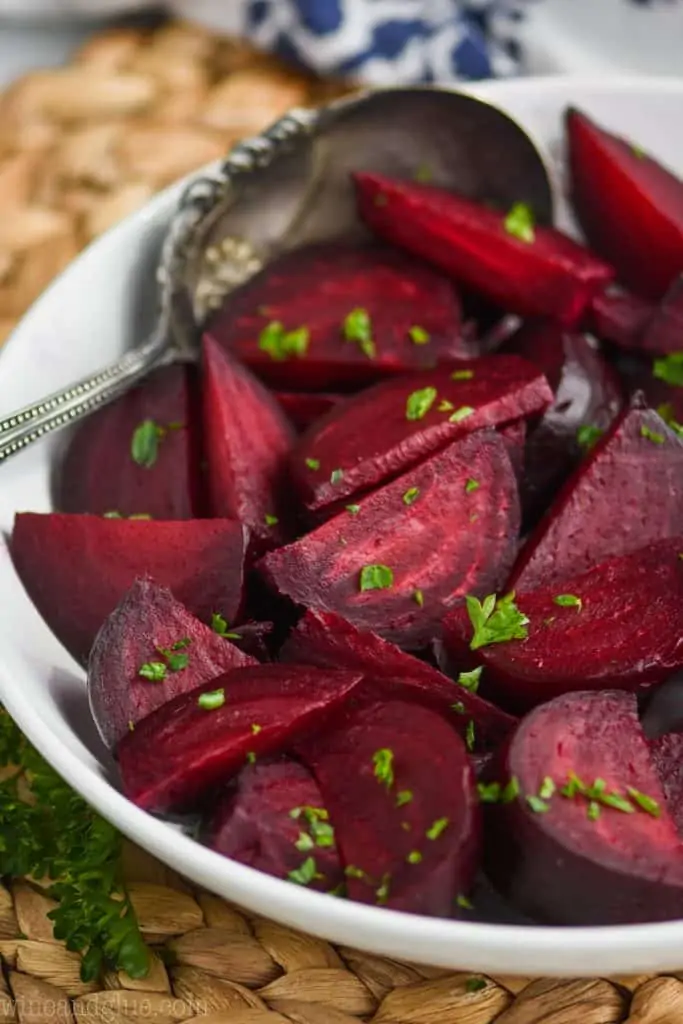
{"left": 0, "top": 17, "right": 682, "bottom": 1024}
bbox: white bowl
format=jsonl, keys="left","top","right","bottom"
{"left": 2, "top": 76, "right": 683, "bottom": 978}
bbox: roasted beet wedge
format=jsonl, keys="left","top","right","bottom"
{"left": 510, "top": 396, "right": 683, "bottom": 591}
{"left": 202, "top": 337, "right": 295, "bottom": 548}
{"left": 642, "top": 275, "right": 683, "bottom": 356}
{"left": 354, "top": 172, "right": 614, "bottom": 324}
{"left": 498, "top": 420, "right": 526, "bottom": 483}
{"left": 89, "top": 579, "right": 255, "bottom": 749}
{"left": 567, "top": 108, "right": 683, "bottom": 301}
{"left": 443, "top": 539, "right": 683, "bottom": 710}
{"left": 504, "top": 320, "right": 623, "bottom": 522}
{"left": 274, "top": 392, "right": 344, "bottom": 432}
{"left": 485, "top": 690, "right": 683, "bottom": 925}
{"left": 281, "top": 609, "right": 516, "bottom": 750}
{"left": 297, "top": 700, "right": 479, "bottom": 914}
{"left": 12, "top": 513, "right": 248, "bottom": 665}
{"left": 261, "top": 433, "right": 520, "bottom": 650}
{"left": 58, "top": 364, "right": 200, "bottom": 520}
{"left": 650, "top": 731, "right": 683, "bottom": 838}
{"left": 117, "top": 664, "right": 364, "bottom": 813}
{"left": 292, "top": 354, "right": 551, "bottom": 512}
{"left": 588, "top": 288, "right": 654, "bottom": 353}
{"left": 205, "top": 242, "right": 468, "bottom": 392}
{"left": 204, "top": 759, "right": 343, "bottom": 891}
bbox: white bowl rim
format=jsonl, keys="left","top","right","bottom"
{"left": 3, "top": 74, "right": 683, "bottom": 978}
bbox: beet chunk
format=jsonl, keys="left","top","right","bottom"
{"left": 11, "top": 513, "right": 248, "bottom": 665}
{"left": 567, "top": 108, "right": 683, "bottom": 301}
{"left": 202, "top": 336, "right": 295, "bottom": 548}
{"left": 504, "top": 320, "right": 623, "bottom": 522}
{"left": 261, "top": 432, "right": 520, "bottom": 649}
{"left": 588, "top": 288, "right": 655, "bottom": 353}
{"left": 485, "top": 690, "right": 683, "bottom": 925}
{"left": 117, "top": 664, "right": 364, "bottom": 812}
{"left": 297, "top": 701, "right": 479, "bottom": 914}
{"left": 650, "top": 731, "right": 683, "bottom": 838}
{"left": 204, "top": 759, "right": 343, "bottom": 892}
{"left": 354, "top": 172, "right": 614, "bottom": 324}
{"left": 274, "top": 391, "right": 344, "bottom": 432}
{"left": 443, "top": 539, "right": 683, "bottom": 710}
{"left": 205, "top": 242, "right": 468, "bottom": 392}
{"left": 281, "top": 609, "right": 515, "bottom": 750}
{"left": 292, "top": 354, "right": 551, "bottom": 512}
{"left": 510, "top": 395, "right": 683, "bottom": 592}
{"left": 89, "top": 578, "right": 255, "bottom": 749}
{"left": 58, "top": 364, "right": 201, "bottom": 520}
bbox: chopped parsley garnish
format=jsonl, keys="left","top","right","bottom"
{"left": 346, "top": 504, "right": 361, "bottom": 515}
{"left": 138, "top": 661, "right": 167, "bottom": 682}
{"left": 478, "top": 777, "right": 519, "bottom": 804}
{"left": 526, "top": 795, "right": 550, "bottom": 814}
{"left": 129, "top": 513, "right": 153, "bottom": 520}
{"left": 627, "top": 788, "right": 661, "bottom": 817}
{"left": 343, "top": 308, "right": 375, "bottom": 359}
{"left": 406, "top": 386, "right": 438, "bottom": 421}
{"left": 409, "top": 325, "right": 430, "bottom": 345}
{"left": 452, "top": 701, "right": 466, "bottom": 715}
{"left": 251, "top": 723, "right": 262, "bottom": 735}
{"left": 396, "top": 790, "right": 413, "bottom": 808}
{"left": 538, "top": 777, "right": 556, "bottom": 800}
{"left": 553, "top": 594, "right": 582, "bottom": 611}
{"left": 290, "top": 806, "right": 329, "bottom": 822}
{"left": 306, "top": 457, "right": 320, "bottom": 471}
{"left": 641, "top": 424, "right": 665, "bottom": 445}
{"left": 295, "top": 832, "right": 314, "bottom": 852}
{"left": 311, "top": 820, "right": 335, "bottom": 847}
{"left": 264, "top": 513, "right": 279, "bottom": 526}
{"left": 577, "top": 424, "right": 603, "bottom": 451}
{"left": 465, "top": 719, "right": 475, "bottom": 752}
{"left": 466, "top": 592, "right": 529, "bottom": 650}
{"left": 211, "top": 612, "right": 241, "bottom": 640}
{"left": 457, "top": 667, "right": 483, "bottom": 694}
{"left": 103, "top": 511, "right": 123, "bottom": 519}
{"left": 466, "top": 978, "right": 487, "bottom": 993}
{"left": 131, "top": 419, "right": 165, "bottom": 469}
{"left": 246, "top": 751, "right": 256, "bottom": 765}
{"left": 375, "top": 874, "right": 391, "bottom": 905}
{"left": 654, "top": 352, "right": 683, "bottom": 387}
{"left": 465, "top": 478, "right": 480, "bottom": 494}
{"left": 258, "top": 321, "right": 309, "bottom": 361}
{"left": 197, "top": 689, "right": 225, "bottom": 711}
{"left": 438, "top": 399, "right": 454, "bottom": 412}
{"left": 657, "top": 403, "right": 683, "bottom": 435}
{"left": 587, "top": 801, "right": 601, "bottom": 822}
{"left": 451, "top": 369, "right": 474, "bottom": 381}
{"left": 288, "top": 857, "right": 318, "bottom": 886}
{"left": 345, "top": 865, "right": 369, "bottom": 880}
{"left": 372, "top": 748, "right": 395, "bottom": 788}
{"left": 426, "top": 817, "right": 449, "bottom": 840}
{"left": 155, "top": 641, "right": 190, "bottom": 673}
{"left": 330, "top": 468, "right": 344, "bottom": 484}
{"left": 406, "top": 851, "right": 422, "bottom": 865}
{"left": 359, "top": 564, "right": 394, "bottom": 592}
{"left": 504, "top": 202, "right": 535, "bottom": 244}
{"left": 403, "top": 487, "right": 420, "bottom": 506}
{"left": 449, "top": 405, "right": 475, "bottom": 424}
{"left": 413, "top": 588, "right": 424, "bottom": 607}
{"left": 456, "top": 894, "right": 474, "bottom": 911}
{"left": 501, "top": 776, "right": 520, "bottom": 803}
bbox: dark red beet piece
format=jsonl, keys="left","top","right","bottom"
{"left": 58, "top": 364, "right": 201, "bottom": 520}
{"left": 588, "top": 287, "right": 654, "bottom": 352}
{"left": 567, "top": 108, "right": 683, "bottom": 301}
{"left": 274, "top": 392, "right": 344, "bottom": 432}
{"left": 204, "top": 759, "right": 343, "bottom": 892}
{"left": 202, "top": 336, "right": 295, "bottom": 548}
{"left": 280, "top": 609, "right": 516, "bottom": 750}
{"left": 443, "top": 539, "right": 683, "bottom": 710}
{"left": 354, "top": 172, "right": 613, "bottom": 325}
{"left": 205, "top": 242, "right": 468, "bottom": 392}
{"left": 510, "top": 396, "right": 683, "bottom": 592}
{"left": 296, "top": 700, "right": 479, "bottom": 915}
{"left": 89, "top": 578, "right": 255, "bottom": 749}
{"left": 292, "top": 354, "right": 551, "bottom": 512}
{"left": 642, "top": 275, "right": 683, "bottom": 355}
{"left": 650, "top": 731, "right": 683, "bottom": 838}
{"left": 504, "top": 320, "right": 623, "bottom": 522}
{"left": 498, "top": 420, "right": 526, "bottom": 484}
{"left": 11, "top": 513, "right": 248, "bottom": 665}
{"left": 261, "top": 432, "right": 520, "bottom": 650}
{"left": 117, "top": 663, "right": 364, "bottom": 813}
{"left": 485, "top": 690, "right": 683, "bottom": 925}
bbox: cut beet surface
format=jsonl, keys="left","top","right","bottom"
{"left": 117, "top": 663, "right": 364, "bottom": 813}
{"left": 510, "top": 395, "right": 683, "bottom": 592}
{"left": 588, "top": 287, "right": 654, "bottom": 353}
{"left": 202, "top": 336, "right": 295, "bottom": 549}
{"left": 443, "top": 539, "right": 683, "bottom": 710}
{"left": 354, "top": 172, "right": 614, "bottom": 325}
{"left": 280, "top": 609, "right": 516, "bottom": 750}
{"left": 12, "top": 513, "right": 248, "bottom": 665}
{"left": 498, "top": 420, "right": 526, "bottom": 484}
{"left": 567, "top": 108, "right": 683, "bottom": 302}
{"left": 58, "top": 363, "right": 201, "bottom": 520}
{"left": 205, "top": 242, "right": 469, "bottom": 392}
{"left": 641, "top": 275, "right": 683, "bottom": 356}
{"left": 504, "top": 320, "right": 623, "bottom": 523}
{"left": 292, "top": 354, "right": 551, "bottom": 512}
{"left": 297, "top": 700, "right": 479, "bottom": 914}
{"left": 261, "top": 432, "right": 520, "bottom": 650}
{"left": 650, "top": 731, "right": 683, "bottom": 839}
{"left": 485, "top": 690, "right": 683, "bottom": 925}
{"left": 274, "top": 391, "right": 344, "bottom": 432}
{"left": 89, "top": 578, "right": 256, "bottom": 749}
{"left": 204, "top": 758, "right": 343, "bottom": 892}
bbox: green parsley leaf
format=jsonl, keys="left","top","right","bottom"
{"left": 138, "top": 661, "right": 167, "bottom": 682}
{"left": 343, "top": 308, "right": 375, "bottom": 359}
{"left": 526, "top": 795, "right": 550, "bottom": 814}
{"left": 477, "top": 782, "right": 502, "bottom": 804}
{"left": 155, "top": 645, "right": 189, "bottom": 673}
{"left": 465, "top": 478, "right": 480, "bottom": 494}
{"left": 599, "top": 791, "right": 635, "bottom": 814}
{"left": 457, "top": 667, "right": 483, "bottom": 694}
{"left": 587, "top": 801, "right": 601, "bottom": 822}
{"left": 466, "top": 592, "right": 530, "bottom": 650}
{"left": 264, "top": 513, "right": 279, "bottom": 526}
{"left": 131, "top": 419, "right": 164, "bottom": 469}
{"left": 396, "top": 790, "right": 413, "bottom": 808}
{"left": 290, "top": 806, "right": 329, "bottom": 822}
{"left": 465, "top": 719, "right": 475, "bottom": 752}
{"left": 577, "top": 424, "right": 603, "bottom": 451}
{"left": 641, "top": 424, "right": 665, "bottom": 445}
{"left": 654, "top": 351, "right": 683, "bottom": 387}
{"left": 456, "top": 894, "right": 474, "bottom": 911}
{"left": 553, "top": 594, "right": 582, "bottom": 611}
{"left": 375, "top": 873, "right": 391, "bottom": 905}
{"left": 211, "top": 612, "right": 231, "bottom": 637}
{"left": 409, "top": 325, "right": 430, "bottom": 345}
{"left": 501, "top": 776, "right": 520, "bottom": 803}
{"left": 449, "top": 405, "right": 475, "bottom": 424}
{"left": 438, "top": 399, "right": 454, "bottom": 412}
{"left": 406, "top": 386, "right": 438, "bottom": 421}
{"left": 657, "top": 403, "right": 683, "bottom": 435}
{"left": 288, "top": 857, "right": 318, "bottom": 886}
{"left": 295, "top": 832, "right": 315, "bottom": 852}
{"left": 403, "top": 487, "right": 420, "bottom": 506}
{"left": 413, "top": 588, "right": 424, "bottom": 607}
{"left": 346, "top": 504, "right": 361, "bottom": 515}
{"left": 103, "top": 510, "right": 123, "bottom": 519}
{"left": 258, "top": 321, "right": 309, "bottom": 361}
{"left": 451, "top": 369, "right": 474, "bottom": 381}
{"left": 310, "top": 820, "right": 335, "bottom": 847}
{"left": 426, "top": 817, "right": 449, "bottom": 840}
{"left": 452, "top": 701, "right": 466, "bottom": 715}
{"left": 627, "top": 787, "right": 661, "bottom": 817}
{"left": 407, "top": 850, "right": 422, "bottom": 865}
{"left": 128, "top": 513, "right": 153, "bottom": 521}
{"left": 197, "top": 689, "right": 225, "bottom": 711}
{"left": 246, "top": 751, "right": 256, "bottom": 765}
{"left": 359, "top": 564, "right": 394, "bottom": 592}
{"left": 345, "top": 864, "right": 369, "bottom": 880}
{"left": 504, "top": 202, "right": 535, "bottom": 243}
{"left": 330, "top": 468, "right": 344, "bottom": 484}
{"left": 305, "top": 457, "right": 320, "bottom": 471}
{"left": 466, "top": 978, "right": 487, "bottom": 993}
{"left": 372, "top": 748, "right": 395, "bottom": 788}
{"left": 251, "top": 723, "right": 262, "bottom": 735}
{"left": 538, "top": 777, "right": 556, "bottom": 800}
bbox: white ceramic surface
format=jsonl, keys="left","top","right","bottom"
{"left": 1, "top": 77, "right": 683, "bottom": 978}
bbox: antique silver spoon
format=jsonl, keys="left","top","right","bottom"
{"left": 0, "top": 86, "right": 554, "bottom": 465}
